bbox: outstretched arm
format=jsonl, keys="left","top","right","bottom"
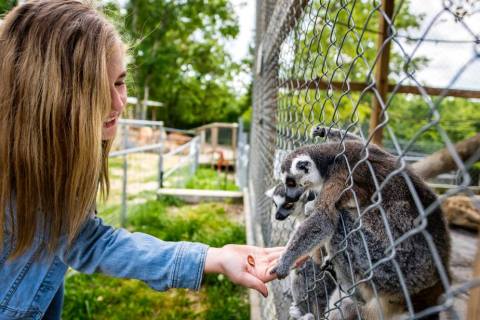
{"left": 60, "top": 216, "right": 284, "bottom": 296}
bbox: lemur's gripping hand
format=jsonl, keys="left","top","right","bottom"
{"left": 270, "top": 260, "right": 290, "bottom": 279}
{"left": 205, "top": 245, "right": 284, "bottom": 297}
{"left": 269, "top": 255, "right": 309, "bottom": 279}
{"left": 312, "top": 125, "right": 328, "bottom": 138}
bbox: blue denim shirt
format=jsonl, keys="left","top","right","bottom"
{"left": 0, "top": 211, "right": 209, "bottom": 320}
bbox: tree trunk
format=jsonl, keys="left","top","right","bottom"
{"left": 411, "top": 133, "right": 480, "bottom": 180}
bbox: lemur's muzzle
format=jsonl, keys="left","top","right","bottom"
{"left": 275, "top": 207, "right": 291, "bottom": 220}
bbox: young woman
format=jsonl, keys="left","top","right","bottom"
{"left": 0, "top": 1, "right": 283, "bottom": 319}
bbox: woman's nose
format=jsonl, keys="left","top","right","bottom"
{"left": 111, "top": 89, "right": 126, "bottom": 113}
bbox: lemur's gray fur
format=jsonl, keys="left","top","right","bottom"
{"left": 270, "top": 126, "right": 451, "bottom": 319}
{"left": 266, "top": 184, "right": 336, "bottom": 319}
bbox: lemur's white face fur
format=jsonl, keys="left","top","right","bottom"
{"left": 288, "top": 154, "right": 323, "bottom": 189}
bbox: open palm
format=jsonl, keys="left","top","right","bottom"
{"left": 206, "top": 244, "right": 284, "bottom": 297}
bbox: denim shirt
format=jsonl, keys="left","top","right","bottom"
{"left": 0, "top": 211, "right": 209, "bottom": 320}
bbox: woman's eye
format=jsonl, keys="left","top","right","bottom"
{"left": 115, "top": 81, "right": 125, "bottom": 87}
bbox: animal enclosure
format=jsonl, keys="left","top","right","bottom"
{"left": 248, "top": 0, "right": 480, "bottom": 319}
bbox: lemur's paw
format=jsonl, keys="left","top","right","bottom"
{"left": 299, "top": 314, "right": 315, "bottom": 320}
{"left": 289, "top": 304, "right": 302, "bottom": 319}
{"left": 304, "top": 200, "right": 315, "bottom": 217}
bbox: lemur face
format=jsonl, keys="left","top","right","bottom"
{"left": 265, "top": 184, "right": 296, "bottom": 220}
{"left": 282, "top": 154, "right": 322, "bottom": 202}
{"left": 265, "top": 183, "right": 316, "bottom": 220}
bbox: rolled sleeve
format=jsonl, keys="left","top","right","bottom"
{"left": 58, "top": 216, "right": 209, "bottom": 291}
{"left": 170, "top": 242, "right": 208, "bottom": 290}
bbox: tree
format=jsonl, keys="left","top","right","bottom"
{"left": 124, "top": 0, "right": 247, "bottom": 128}
{"left": 0, "top": 0, "right": 16, "bottom": 14}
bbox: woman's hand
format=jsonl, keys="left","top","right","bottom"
{"left": 204, "top": 244, "right": 284, "bottom": 297}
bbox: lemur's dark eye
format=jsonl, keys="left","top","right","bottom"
{"left": 283, "top": 202, "right": 294, "bottom": 209}
{"left": 296, "top": 160, "right": 310, "bottom": 173}
{"left": 286, "top": 178, "right": 296, "bottom": 187}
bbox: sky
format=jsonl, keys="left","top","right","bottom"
{"left": 227, "top": 0, "right": 255, "bottom": 64}
{"left": 398, "top": 1, "right": 480, "bottom": 90}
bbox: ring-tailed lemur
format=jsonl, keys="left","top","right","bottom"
{"left": 266, "top": 184, "right": 336, "bottom": 320}
{"left": 270, "top": 126, "right": 451, "bottom": 320}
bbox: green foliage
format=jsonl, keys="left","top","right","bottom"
{"left": 0, "top": 0, "right": 15, "bottom": 15}
{"left": 64, "top": 198, "right": 247, "bottom": 319}
{"left": 127, "top": 199, "right": 245, "bottom": 247}
{"left": 185, "top": 168, "right": 239, "bottom": 191}
{"left": 386, "top": 95, "right": 480, "bottom": 152}
{"left": 64, "top": 275, "right": 198, "bottom": 320}
{"left": 201, "top": 274, "right": 249, "bottom": 320}
{"left": 124, "top": 0, "right": 249, "bottom": 128}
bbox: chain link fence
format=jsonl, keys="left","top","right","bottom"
{"left": 249, "top": 0, "right": 480, "bottom": 319}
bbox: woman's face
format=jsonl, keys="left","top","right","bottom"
{"left": 102, "top": 45, "right": 127, "bottom": 140}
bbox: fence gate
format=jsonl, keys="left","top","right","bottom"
{"left": 249, "top": 0, "right": 480, "bottom": 319}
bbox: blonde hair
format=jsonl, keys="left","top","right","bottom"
{"left": 0, "top": 0, "right": 121, "bottom": 258}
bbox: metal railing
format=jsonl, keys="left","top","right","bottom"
{"left": 102, "top": 119, "right": 200, "bottom": 226}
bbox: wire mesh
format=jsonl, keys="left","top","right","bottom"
{"left": 250, "top": 0, "right": 480, "bottom": 319}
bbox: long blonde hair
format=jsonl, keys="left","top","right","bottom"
{"left": 0, "top": 0, "right": 120, "bottom": 258}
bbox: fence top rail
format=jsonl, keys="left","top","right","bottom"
{"left": 109, "top": 143, "right": 163, "bottom": 158}
{"left": 164, "top": 127, "right": 196, "bottom": 135}
{"left": 195, "top": 122, "right": 239, "bottom": 131}
{"left": 119, "top": 119, "right": 164, "bottom": 127}
{"left": 163, "top": 136, "right": 199, "bottom": 158}
{"left": 126, "top": 97, "right": 163, "bottom": 107}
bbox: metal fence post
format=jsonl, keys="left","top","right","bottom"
{"left": 158, "top": 125, "right": 164, "bottom": 190}
{"left": 120, "top": 124, "right": 128, "bottom": 227}
{"left": 190, "top": 137, "right": 200, "bottom": 176}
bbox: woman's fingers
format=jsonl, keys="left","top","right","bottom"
{"left": 240, "top": 272, "right": 269, "bottom": 297}
{"left": 266, "top": 258, "right": 278, "bottom": 274}
{"left": 264, "top": 251, "right": 282, "bottom": 263}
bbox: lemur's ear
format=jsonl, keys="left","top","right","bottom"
{"left": 296, "top": 160, "right": 310, "bottom": 174}
{"left": 265, "top": 187, "right": 275, "bottom": 198}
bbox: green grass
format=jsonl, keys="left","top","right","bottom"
{"left": 185, "top": 168, "right": 239, "bottom": 191}
{"left": 64, "top": 197, "right": 248, "bottom": 320}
